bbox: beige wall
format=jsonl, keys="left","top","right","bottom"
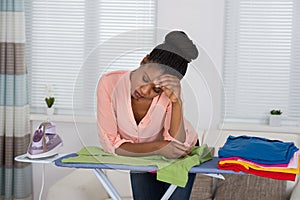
{"left": 157, "top": 0, "right": 225, "bottom": 130}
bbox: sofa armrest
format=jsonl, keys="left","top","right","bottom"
{"left": 290, "top": 177, "right": 300, "bottom": 200}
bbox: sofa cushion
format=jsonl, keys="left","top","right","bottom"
{"left": 190, "top": 174, "right": 214, "bottom": 200}
{"left": 213, "top": 174, "right": 287, "bottom": 200}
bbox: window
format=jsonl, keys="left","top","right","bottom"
{"left": 222, "top": 0, "right": 300, "bottom": 125}
{"left": 25, "top": 0, "right": 156, "bottom": 115}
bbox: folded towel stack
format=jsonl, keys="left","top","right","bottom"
{"left": 218, "top": 135, "right": 300, "bottom": 181}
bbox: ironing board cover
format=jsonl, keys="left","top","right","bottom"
{"left": 54, "top": 154, "right": 243, "bottom": 174}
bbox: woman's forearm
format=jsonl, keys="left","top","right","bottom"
{"left": 116, "top": 139, "right": 191, "bottom": 159}
{"left": 169, "top": 100, "right": 186, "bottom": 143}
{"left": 115, "top": 141, "right": 166, "bottom": 157}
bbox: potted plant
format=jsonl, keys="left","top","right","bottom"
{"left": 269, "top": 109, "right": 282, "bottom": 126}
{"left": 45, "top": 96, "right": 55, "bottom": 115}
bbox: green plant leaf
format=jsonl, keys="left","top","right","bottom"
{"left": 45, "top": 97, "right": 55, "bottom": 108}
{"left": 270, "top": 109, "right": 282, "bottom": 115}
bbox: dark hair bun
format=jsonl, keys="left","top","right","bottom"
{"left": 148, "top": 30, "right": 199, "bottom": 78}
{"left": 164, "top": 31, "right": 198, "bottom": 62}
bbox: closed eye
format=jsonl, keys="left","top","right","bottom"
{"left": 142, "top": 75, "right": 149, "bottom": 83}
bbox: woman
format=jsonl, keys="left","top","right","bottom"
{"left": 97, "top": 30, "right": 199, "bottom": 199}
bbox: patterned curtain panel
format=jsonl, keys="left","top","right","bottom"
{"left": 0, "top": 0, "right": 33, "bottom": 199}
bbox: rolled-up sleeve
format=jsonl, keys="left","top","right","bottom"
{"left": 162, "top": 102, "right": 198, "bottom": 147}
{"left": 97, "top": 75, "right": 134, "bottom": 154}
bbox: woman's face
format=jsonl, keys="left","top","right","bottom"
{"left": 130, "top": 63, "right": 164, "bottom": 100}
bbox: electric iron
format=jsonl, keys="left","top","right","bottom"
{"left": 27, "top": 121, "right": 63, "bottom": 159}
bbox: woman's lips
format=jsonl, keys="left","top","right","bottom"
{"left": 135, "top": 91, "right": 143, "bottom": 99}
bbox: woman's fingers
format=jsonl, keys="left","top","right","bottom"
{"left": 171, "top": 141, "right": 187, "bottom": 151}
{"left": 159, "top": 141, "right": 192, "bottom": 159}
{"left": 154, "top": 75, "right": 181, "bottom": 102}
{"left": 171, "top": 141, "right": 192, "bottom": 155}
{"left": 154, "top": 75, "right": 180, "bottom": 87}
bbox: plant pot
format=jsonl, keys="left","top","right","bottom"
{"left": 269, "top": 115, "right": 281, "bottom": 127}
{"left": 46, "top": 107, "right": 55, "bottom": 115}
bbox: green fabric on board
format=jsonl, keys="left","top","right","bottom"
{"left": 62, "top": 145, "right": 212, "bottom": 187}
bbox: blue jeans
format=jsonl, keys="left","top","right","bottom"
{"left": 130, "top": 172, "right": 196, "bottom": 200}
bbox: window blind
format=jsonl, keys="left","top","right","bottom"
{"left": 25, "top": 0, "right": 156, "bottom": 115}
{"left": 223, "top": 0, "right": 300, "bottom": 125}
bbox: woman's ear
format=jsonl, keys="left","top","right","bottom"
{"left": 140, "top": 55, "right": 150, "bottom": 65}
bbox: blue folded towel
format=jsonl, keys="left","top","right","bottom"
{"left": 218, "top": 135, "right": 299, "bottom": 164}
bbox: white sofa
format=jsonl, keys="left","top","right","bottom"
{"left": 290, "top": 181, "right": 300, "bottom": 200}
{"left": 46, "top": 129, "right": 300, "bottom": 200}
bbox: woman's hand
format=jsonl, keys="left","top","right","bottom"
{"left": 154, "top": 74, "right": 181, "bottom": 103}
{"left": 157, "top": 140, "right": 191, "bottom": 159}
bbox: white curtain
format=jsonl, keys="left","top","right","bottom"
{"left": 223, "top": 0, "right": 300, "bottom": 125}
{"left": 25, "top": 0, "right": 156, "bottom": 115}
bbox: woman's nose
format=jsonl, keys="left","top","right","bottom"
{"left": 140, "top": 84, "right": 154, "bottom": 96}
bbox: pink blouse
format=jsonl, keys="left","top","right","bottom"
{"left": 97, "top": 70, "right": 198, "bottom": 154}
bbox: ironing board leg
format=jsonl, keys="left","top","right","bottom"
{"left": 93, "top": 169, "right": 122, "bottom": 200}
{"left": 160, "top": 184, "right": 177, "bottom": 200}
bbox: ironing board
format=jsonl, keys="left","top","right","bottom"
{"left": 54, "top": 154, "right": 244, "bottom": 200}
